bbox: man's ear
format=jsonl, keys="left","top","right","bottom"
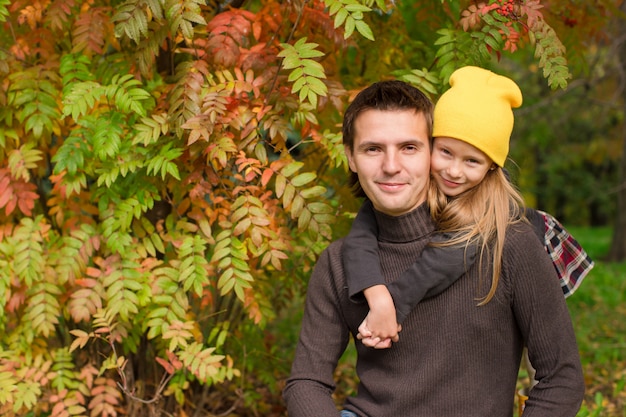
{"left": 345, "top": 146, "right": 357, "bottom": 173}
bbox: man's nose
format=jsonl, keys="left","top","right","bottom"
{"left": 382, "top": 151, "right": 401, "bottom": 174}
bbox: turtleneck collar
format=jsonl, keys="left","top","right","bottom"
{"left": 374, "top": 202, "right": 435, "bottom": 243}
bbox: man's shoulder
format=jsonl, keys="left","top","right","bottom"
{"left": 322, "top": 237, "right": 346, "bottom": 256}
{"left": 310, "top": 238, "right": 346, "bottom": 266}
{"left": 507, "top": 220, "right": 538, "bottom": 239}
{"left": 308, "top": 238, "right": 348, "bottom": 289}
{"left": 505, "top": 220, "right": 546, "bottom": 254}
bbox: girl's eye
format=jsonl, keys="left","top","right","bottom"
{"left": 467, "top": 158, "right": 486, "bottom": 166}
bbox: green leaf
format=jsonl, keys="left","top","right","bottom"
{"left": 306, "top": 77, "right": 328, "bottom": 96}
{"left": 334, "top": 8, "right": 349, "bottom": 28}
{"left": 287, "top": 67, "right": 304, "bottom": 82}
{"left": 355, "top": 20, "right": 374, "bottom": 41}
{"left": 281, "top": 161, "right": 304, "bottom": 177}
{"left": 300, "top": 185, "right": 326, "bottom": 199}
{"left": 302, "top": 60, "right": 326, "bottom": 77}
{"left": 62, "top": 81, "right": 102, "bottom": 120}
{"left": 13, "top": 381, "right": 41, "bottom": 412}
{"left": 291, "top": 172, "right": 316, "bottom": 187}
{"left": 343, "top": 16, "right": 355, "bottom": 38}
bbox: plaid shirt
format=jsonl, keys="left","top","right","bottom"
{"left": 538, "top": 210, "right": 594, "bottom": 298}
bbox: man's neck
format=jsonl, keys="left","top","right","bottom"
{"left": 374, "top": 202, "right": 434, "bottom": 243}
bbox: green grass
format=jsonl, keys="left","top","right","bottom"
{"left": 564, "top": 227, "right": 626, "bottom": 417}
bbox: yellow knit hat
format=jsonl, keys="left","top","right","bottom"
{"left": 432, "top": 66, "right": 523, "bottom": 167}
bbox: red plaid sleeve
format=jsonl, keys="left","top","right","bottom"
{"left": 538, "top": 210, "right": 594, "bottom": 298}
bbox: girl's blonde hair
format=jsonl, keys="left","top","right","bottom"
{"left": 427, "top": 168, "right": 526, "bottom": 305}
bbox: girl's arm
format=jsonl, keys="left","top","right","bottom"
{"left": 387, "top": 237, "right": 477, "bottom": 324}
{"left": 342, "top": 200, "right": 478, "bottom": 341}
{"left": 343, "top": 199, "right": 383, "bottom": 303}
{"left": 342, "top": 199, "right": 398, "bottom": 343}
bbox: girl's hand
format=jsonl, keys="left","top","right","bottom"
{"left": 357, "top": 314, "right": 399, "bottom": 349}
{"left": 358, "top": 285, "right": 401, "bottom": 349}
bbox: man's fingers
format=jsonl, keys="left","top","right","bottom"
{"left": 360, "top": 336, "right": 396, "bottom": 349}
{"left": 358, "top": 321, "right": 372, "bottom": 337}
{"left": 360, "top": 336, "right": 381, "bottom": 348}
{"left": 374, "top": 339, "right": 392, "bottom": 349}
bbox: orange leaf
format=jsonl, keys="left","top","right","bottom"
{"left": 156, "top": 356, "right": 175, "bottom": 374}
{"left": 5, "top": 196, "right": 17, "bottom": 216}
{"left": 261, "top": 168, "right": 274, "bottom": 187}
{"left": 86, "top": 266, "right": 101, "bottom": 277}
{"left": 0, "top": 187, "right": 13, "bottom": 209}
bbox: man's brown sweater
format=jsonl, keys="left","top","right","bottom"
{"left": 283, "top": 202, "right": 584, "bottom": 416}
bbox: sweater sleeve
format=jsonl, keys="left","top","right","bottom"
{"left": 342, "top": 199, "right": 383, "bottom": 302}
{"left": 387, "top": 236, "right": 477, "bottom": 324}
{"left": 505, "top": 225, "right": 585, "bottom": 416}
{"left": 343, "top": 200, "right": 477, "bottom": 321}
{"left": 283, "top": 245, "right": 350, "bottom": 417}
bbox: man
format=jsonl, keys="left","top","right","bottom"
{"left": 282, "top": 79, "right": 584, "bottom": 416}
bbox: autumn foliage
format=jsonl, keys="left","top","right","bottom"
{"left": 0, "top": 0, "right": 583, "bottom": 415}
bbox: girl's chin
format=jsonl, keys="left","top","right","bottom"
{"left": 444, "top": 190, "right": 463, "bottom": 198}
{"left": 436, "top": 182, "right": 464, "bottom": 197}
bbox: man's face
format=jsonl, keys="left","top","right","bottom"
{"left": 346, "top": 109, "right": 431, "bottom": 216}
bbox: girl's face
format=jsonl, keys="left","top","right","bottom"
{"left": 430, "top": 137, "right": 495, "bottom": 197}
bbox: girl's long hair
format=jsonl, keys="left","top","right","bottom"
{"left": 427, "top": 168, "right": 526, "bottom": 305}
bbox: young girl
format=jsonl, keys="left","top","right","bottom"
{"left": 342, "top": 66, "right": 594, "bottom": 355}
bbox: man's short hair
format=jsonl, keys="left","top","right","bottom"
{"left": 342, "top": 80, "right": 434, "bottom": 196}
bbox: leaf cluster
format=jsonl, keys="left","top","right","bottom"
{"left": 0, "top": 0, "right": 608, "bottom": 415}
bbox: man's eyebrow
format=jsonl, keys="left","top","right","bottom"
{"left": 397, "top": 139, "right": 428, "bottom": 149}
{"left": 356, "top": 140, "right": 381, "bottom": 148}
{"left": 407, "top": 139, "right": 427, "bottom": 147}
{"left": 357, "top": 139, "right": 427, "bottom": 149}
